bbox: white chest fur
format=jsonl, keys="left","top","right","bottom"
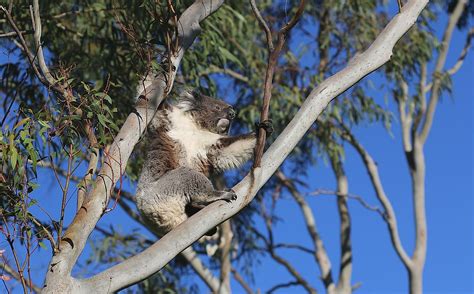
{"left": 167, "top": 108, "right": 222, "bottom": 165}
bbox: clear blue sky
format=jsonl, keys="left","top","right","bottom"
{"left": 1, "top": 4, "right": 473, "bottom": 294}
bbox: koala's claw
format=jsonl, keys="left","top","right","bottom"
{"left": 223, "top": 189, "right": 238, "bottom": 202}
{"left": 256, "top": 119, "right": 274, "bottom": 135}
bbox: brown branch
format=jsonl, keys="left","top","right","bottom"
{"left": 251, "top": 0, "right": 307, "bottom": 168}
{"left": 30, "top": 215, "right": 57, "bottom": 253}
{"left": 267, "top": 281, "right": 300, "bottom": 294}
{"left": 77, "top": 122, "right": 99, "bottom": 211}
{"left": 249, "top": 0, "right": 274, "bottom": 51}
{"left": 0, "top": 262, "right": 41, "bottom": 293}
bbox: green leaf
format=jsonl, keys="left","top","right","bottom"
{"left": 10, "top": 147, "right": 18, "bottom": 169}
{"left": 218, "top": 47, "right": 243, "bottom": 68}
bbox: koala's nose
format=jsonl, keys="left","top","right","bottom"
{"left": 228, "top": 107, "right": 236, "bottom": 120}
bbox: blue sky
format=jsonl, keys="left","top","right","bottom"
{"left": 1, "top": 3, "right": 473, "bottom": 294}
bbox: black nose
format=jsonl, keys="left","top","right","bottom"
{"left": 228, "top": 107, "right": 236, "bottom": 119}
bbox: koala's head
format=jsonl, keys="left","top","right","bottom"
{"left": 173, "top": 89, "right": 236, "bottom": 135}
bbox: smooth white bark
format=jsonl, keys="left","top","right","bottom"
{"left": 41, "top": 1, "right": 225, "bottom": 293}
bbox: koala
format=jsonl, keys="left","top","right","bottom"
{"left": 135, "top": 89, "right": 270, "bottom": 236}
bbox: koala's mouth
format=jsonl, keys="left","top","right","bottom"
{"left": 217, "top": 118, "right": 230, "bottom": 134}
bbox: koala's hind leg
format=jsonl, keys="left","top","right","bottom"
{"left": 190, "top": 189, "right": 237, "bottom": 207}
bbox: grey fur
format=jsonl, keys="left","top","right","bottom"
{"left": 136, "top": 91, "right": 257, "bottom": 236}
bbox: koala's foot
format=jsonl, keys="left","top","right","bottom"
{"left": 218, "top": 189, "right": 238, "bottom": 202}
{"left": 256, "top": 119, "right": 274, "bottom": 135}
{"left": 191, "top": 190, "right": 237, "bottom": 208}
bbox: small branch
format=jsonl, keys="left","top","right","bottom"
{"left": 0, "top": 5, "right": 49, "bottom": 86}
{"left": 77, "top": 122, "right": 99, "bottom": 211}
{"left": 266, "top": 281, "right": 300, "bottom": 294}
{"left": 252, "top": 0, "right": 307, "bottom": 167}
{"left": 0, "top": 262, "right": 42, "bottom": 293}
{"left": 231, "top": 268, "right": 254, "bottom": 294}
{"left": 202, "top": 65, "right": 249, "bottom": 83}
{"left": 276, "top": 171, "right": 334, "bottom": 292}
{"left": 181, "top": 247, "right": 221, "bottom": 292}
{"left": 418, "top": 0, "right": 467, "bottom": 144}
{"left": 270, "top": 252, "right": 317, "bottom": 294}
{"left": 424, "top": 27, "right": 473, "bottom": 93}
{"left": 30, "top": 215, "right": 57, "bottom": 253}
{"left": 329, "top": 155, "right": 352, "bottom": 294}
{"left": 249, "top": 0, "right": 274, "bottom": 51}
{"left": 341, "top": 126, "right": 412, "bottom": 268}
{"left": 308, "top": 189, "right": 385, "bottom": 218}
{"left": 0, "top": 30, "right": 32, "bottom": 38}
{"left": 273, "top": 243, "right": 315, "bottom": 255}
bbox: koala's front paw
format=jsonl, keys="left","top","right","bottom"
{"left": 223, "top": 189, "right": 238, "bottom": 202}
{"left": 255, "top": 119, "right": 274, "bottom": 135}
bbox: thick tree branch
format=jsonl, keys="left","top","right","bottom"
{"left": 329, "top": 156, "right": 352, "bottom": 294}
{"left": 117, "top": 193, "right": 222, "bottom": 292}
{"left": 218, "top": 221, "right": 232, "bottom": 294}
{"left": 41, "top": 1, "right": 225, "bottom": 293}
{"left": 80, "top": 1, "right": 428, "bottom": 291}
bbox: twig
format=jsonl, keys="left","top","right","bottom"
{"left": 231, "top": 268, "right": 254, "bottom": 294}
{"left": 308, "top": 189, "right": 385, "bottom": 218}
{"left": 266, "top": 281, "right": 300, "bottom": 294}
{"left": 251, "top": 0, "right": 307, "bottom": 167}
{"left": 0, "top": 262, "right": 41, "bottom": 293}
{"left": 249, "top": 0, "right": 274, "bottom": 51}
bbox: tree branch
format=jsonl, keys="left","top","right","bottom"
{"left": 0, "top": 262, "right": 41, "bottom": 293}
{"left": 329, "top": 156, "right": 352, "bottom": 294}
{"left": 231, "top": 268, "right": 254, "bottom": 294}
{"left": 276, "top": 171, "right": 335, "bottom": 292}
{"left": 341, "top": 126, "right": 413, "bottom": 269}
{"left": 252, "top": 0, "right": 306, "bottom": 168}
{"left": 42, "top": 1, "right": 225, "bottom": 292}
{"left": 80, "top": 1, "right": 428, "bottom": 291}
{"left": 418, "top": 0, "right": 467, "bottom": 144}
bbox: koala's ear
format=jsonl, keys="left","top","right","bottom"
{"left": 173, "top": 86, "right": 198, "bottom": 111}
